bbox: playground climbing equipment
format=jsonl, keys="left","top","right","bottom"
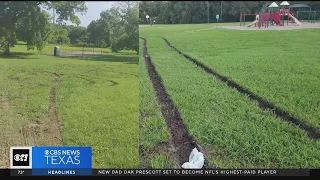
{"left": 241, "top": 1, "right": 310, "bottom": 29}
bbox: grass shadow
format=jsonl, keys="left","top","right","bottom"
{"left": 0, "top": 52, "right": 39, "bottom": 60}
{"left": 59, "top": 54, "right": 138, "bottom": 64}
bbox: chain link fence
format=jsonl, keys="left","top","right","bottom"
{"left": 41, "top": 41, "right": 109, "bottom": 57}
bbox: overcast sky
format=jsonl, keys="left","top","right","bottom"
{"left": 45, "top": 1, "right": 118, "bottom": 27}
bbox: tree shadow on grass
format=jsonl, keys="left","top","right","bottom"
{"left": 59, "top": 53, "right": 138, "bottom": 64}
{"left": 0, "top": 52, "right": 39, "bottom": 60}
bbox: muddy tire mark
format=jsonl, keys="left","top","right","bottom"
{"left": 140, "top": 37, "right": 207, "bottom": 168}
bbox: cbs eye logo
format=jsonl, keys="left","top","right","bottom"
{"left": 10, "top": 147, "right": 32, "bottom": 169}
{"left": 14, "top": 153, "right": 29, "bottom": 162}
{"left": 13, "top": 149, "right": 29, "bottom": 166}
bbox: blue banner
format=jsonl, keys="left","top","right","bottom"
{"left": 32, "top": 146, "right": 92, "bottom": 176}
{"left": 32, "top": 169, "right": 92, "bottom": 176}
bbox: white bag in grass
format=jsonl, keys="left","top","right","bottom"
{"left": 181, "top": 148, "right": 204, "bottom": 169}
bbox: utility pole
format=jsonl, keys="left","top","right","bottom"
{"left": 207, "top": 1, "right": 210, "bottom": 23}
{"left": 52, "top": 8, "right": 55, "bottom": 25}
{"left": 220, "top": 1, "right": 223, "bottom": 21}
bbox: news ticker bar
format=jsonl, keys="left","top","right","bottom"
{"left": 0, "top": 169, "right": 319, "bottom": 176}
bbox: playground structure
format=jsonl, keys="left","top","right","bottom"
{"left": 240, "top": 1, "right": 318, "bottom": 29}
{"left": 240, "top": 13, "right": 260, "bottom": 27}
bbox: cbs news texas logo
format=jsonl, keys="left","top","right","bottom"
{"left": 10, "top": 146, "right": 92, "bottom": 169}
{"left": 44, "top": 149, "right": 81, "bottom": 165}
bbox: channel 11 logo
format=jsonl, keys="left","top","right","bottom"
{"left": 10, "top": 147, "right": 33, "bottom": 169}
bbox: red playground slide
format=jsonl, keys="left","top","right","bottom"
{"left": 272, "top": 12, "right": 283, "bottom": 26}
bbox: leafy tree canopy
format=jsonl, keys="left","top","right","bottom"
{"left": 0, "top": 1, "right": 87, "bottom": 55}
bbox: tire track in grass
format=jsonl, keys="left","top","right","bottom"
{"left": 161, "top": 37, "right": 320, "bottom": 140}
{"left": 47, "top": 72, "right": 63, "bottom": 145}
{"left": 140, "top": 37, "right": 207, "bottom": 167}
{"left": 139, "top": 38, "right": 178, "bottom": 169}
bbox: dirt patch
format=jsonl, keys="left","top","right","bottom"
{"left": 0, "top": 72, "right": 64, "bottom": 168}
{"left": 46, "top": 72, "right": 63, "bottom": 145}
{"left": 140, "top": 37, "right": 207, "bottom": 167}
{"left": 162, "top": 37, "right": 320, "bottom": 140}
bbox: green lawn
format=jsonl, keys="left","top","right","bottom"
{"left": 139, "top": 25, "right": 320, "bottom": 168}
{"left": 139, "top": 39, "right": 176, "bottom": 168}
{"left": 0, "top": 44, "right": 138, "bottom": 168}
{"left": 141, "top": 25, "right": 320, "bottom": 128}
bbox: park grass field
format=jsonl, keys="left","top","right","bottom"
{"left": 158, "top": 27, "right": 320, "bottom": 128}
{"left": 141, "top": 24, "right": 320, "bottom": 128}
{"left": 139, "top": 23, "right": 320, "bottom": 168}
{"left": 0, "top": 43, "right": 138, "bottom": 168}
{"left": 139, "top": 39, "right": 176, "bottom": 168}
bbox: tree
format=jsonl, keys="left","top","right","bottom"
{"left": 87, "top": 1, "right": 138, "bottom": 54}
{"left": 119, "top": 1, "right": 139, "bottom": 53}
{"left": 0, "top": 1, "right": 87, "bottom": 55}
{"left": 68, "top": 25, "right": 87, "bottom": 44}
{"left": 109, "top": 1, "right": 138, "bottom": 54}
{"left": 138, "top": 1, "right": 285, "bottom": 24}
{"left": 87, "top": 20, "right": 102, "bottom": 46}
{"left": 42, "top": 23, "right": 68, "bottom": 45}
{"left": 86, "top": 13, "right": 111, "bottom": 48}
{"left": 97, "top": 13, "right": 111, "bottom": 47}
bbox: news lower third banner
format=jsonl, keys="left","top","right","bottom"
{"left": 2, "top": 169, "right": 320, "bottom": 176}
{"left": 10, "top": 146, "right": 92, "bottom": 176}
{"left": 5, "top": 146, "right": 320, "bottom": 176}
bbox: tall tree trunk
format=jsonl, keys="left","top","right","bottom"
{"left": 4, "top": 44, "right": 10, "bottom": 55}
